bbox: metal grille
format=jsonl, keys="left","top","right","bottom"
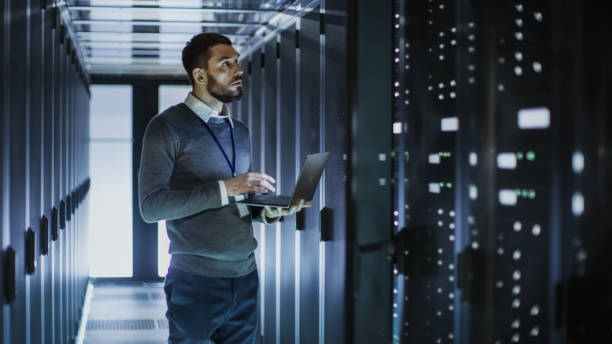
{"left": 86, "top": 319, "right": 156, "bottom": 331}
{"left": 156, "top": 319, "right": 169, "bottom": 330}
{"left": 92, "top": 293, "right": 150, "bottom": 302}
{"left": 151, "top": 293, "right": 165, "bottom": 301}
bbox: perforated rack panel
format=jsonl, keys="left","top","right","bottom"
{"left": 391, "top": 0, "right": 612, "bottom": 343}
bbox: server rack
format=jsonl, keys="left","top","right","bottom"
{"left": 348, "top": 0, "right": 394, "bottom": 342}
{"left": 279, "top": 24, "right": 298, "bottom": 342}
{"left": 237, "top": 1, "right": 349, "bottom": 342}
{"left": 390, "top": 0, "right": 612, "bottom": 343}
{"left": 1, "top": 1, "right": 91, "bottom": 343}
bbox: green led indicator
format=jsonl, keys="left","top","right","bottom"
{"left": 517, "top": 152, "right": 524, "bottom": 160}
{"left": 440, "top": 182, "right": 445, "bottom": 187}
{"left": 528, "top": 190, "right": 536, "bottom": 199}
{"left": 515, "top": 189, "right": 522, "bottom": 195}
{"left": 522, "top": 189, "right": 529, "bottom": 197}
{"left": 526, "top": 151, "right": 536, "bottom": 161}
{"left": 446, "top": 182, "right": 453, "bottom": 188}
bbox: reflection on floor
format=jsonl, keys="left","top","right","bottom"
{"left": 79, "top": 282, "right": 169, "bottom": 344}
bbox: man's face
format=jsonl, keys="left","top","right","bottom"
{"left": 203, "top": 44, "right": 244, "bottom": 103}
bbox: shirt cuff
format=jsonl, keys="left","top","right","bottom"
{"left": 218, "top": 180, "right": 229, "bottom": 206}
{"left": 261, "top": 207, "right": 280, "bottom": 225}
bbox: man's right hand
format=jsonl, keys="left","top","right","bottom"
{"left": 223, "top": 172, "right": 276, "bottom": 197}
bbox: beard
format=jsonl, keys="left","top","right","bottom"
{"left": 207, "top": 72, "right": 243, "bottom": 103}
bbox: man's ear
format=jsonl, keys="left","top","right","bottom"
{"left": 192, "top": 68, "right": 207, "bottom": 85}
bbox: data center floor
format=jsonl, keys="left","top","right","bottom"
{"left": 80, "top": 282, "right": 169, "bottom": 344}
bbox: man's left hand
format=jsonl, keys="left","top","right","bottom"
{"left": 264, "top": 199, "right": 312, "bottom": 220}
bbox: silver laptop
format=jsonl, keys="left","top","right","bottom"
{"left": 236, "top": 152, "right": 330, "bottom": 207}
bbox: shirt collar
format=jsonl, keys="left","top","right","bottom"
{"left": 184, "top": 92, "right": 234, "bottom": 128}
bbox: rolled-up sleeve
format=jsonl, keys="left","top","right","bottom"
{"left": 218, "top": 180, "right": 229, "bottom": 206}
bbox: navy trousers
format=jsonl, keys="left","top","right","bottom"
{"left": 163, "top": 267, "right": 259, "bottom": 344}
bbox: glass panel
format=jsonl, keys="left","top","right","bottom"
{"left": 159, "top": 84, "right": 191, "bottom": 111}
{"left": 158, "top": 84, "right": 192, "bottom": 277}
{"left": 89, "top": 85, "right": 132, "bottom": 140}
{"left": 89, "top": 85, "right": 133, "bottom": 277}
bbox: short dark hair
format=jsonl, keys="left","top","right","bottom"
{"left": 182, "top": 33, "right": 232, "bottom": 85}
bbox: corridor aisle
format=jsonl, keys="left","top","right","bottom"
{"left": 80, "top": 282, "right": 169, "bottom": 344}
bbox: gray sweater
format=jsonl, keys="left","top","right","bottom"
{"left": 138, "top": 99, "right": 270, "bottom": 278}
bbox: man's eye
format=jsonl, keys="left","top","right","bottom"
{"left": 222, "top": 62, "right": 229, "bottom": 67}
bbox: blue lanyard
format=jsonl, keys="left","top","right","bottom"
{"left": 202, "top": 118, "right": 236, "bottom": 177}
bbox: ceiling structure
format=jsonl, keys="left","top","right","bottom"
{"left": 64, "top": 0, "right": 315, "bottom": 78}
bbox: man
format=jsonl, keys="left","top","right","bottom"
{"left": 138, "top": 33, "right": 309, "bottom": 343}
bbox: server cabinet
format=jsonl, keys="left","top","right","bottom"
{"left": 348, "top": 0, "right": 394, "bottom": 343}
{"left": 0, "top": 0, "right": 6, "bottom": 337}
{"left": 558, "top": 3, "right": 612, "bottom": 343}
{"left": 399, "top": 0, "right": 460, "bottom": 342}
{"left": 322, "top": 1, "right": 348, "bottom": 342}
{"left": 251, "top": 51, "right": 263, "bottom": 176}
{"left": 262, "top": 37, "right": 279, "bottom": 344}
{"left": 67, "top": 52, "right": 74, "bottom": 341}
{"left": 61, "top": 34, "right": 69, "bottom": 344}
{"left": 238, "top": 3, "right": 350, "bottom": 343}
{"left": 8, "top": 0, "right": 29, "bottom": 342}
{"left": 28, "top": 1, "right": 44, "bottom": 343}
{"left": 391, "top": 1, "right": 612, "bottom": 343}
{"left": 297, "top": 10, "right": 322, "bottom": 344}
{"left": 246, "top": 52, "right": 265, "bottom": 342}
{"left": 248, "top": 50, "right": 264, "bottom": 341}
{"left": 1, "top": 1, "right": 91, "bottom": 342}
{"left": 53, "top": 15, "right": 63, "bottom": 344}
{"left": 58, "top": 21, "right": 66, "bottom": 344}
{"left": 132, "top": 84, "right": 160, "bottom": 282}
{"left": 488, "top": 1, "right": 554, "bottom": 338}
{"left": 395, "top": 0, "right": 558, "bottom": 342}
{"left": 279, "top": 24, "right": 298, "bottom": 343}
